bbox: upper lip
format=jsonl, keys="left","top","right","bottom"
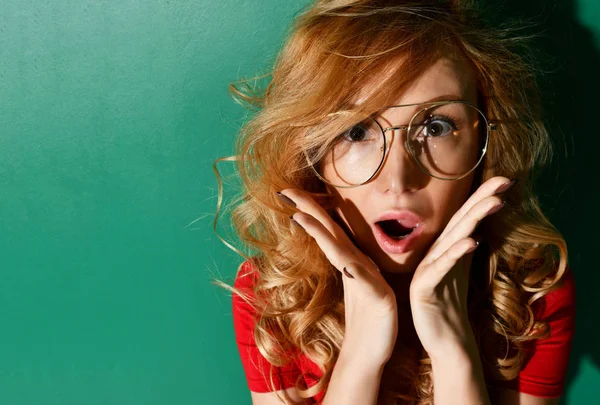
{"left": 374, "top": 210, "right": 423, "bottom": 229}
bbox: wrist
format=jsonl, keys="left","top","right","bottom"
{"left": 337, "top": 348, "right": 387, "bottom": 376}
{"left": 429, "top": 343, "right": 491, "bottom": 405}
{"left": 430, "top": 346, "right": 475, "bottom": 373}
{"left": 430, "top": 341, "right": 481, "bottom": 372}
{"left": 428, "top": 323, "right": 478, "bottom": 364}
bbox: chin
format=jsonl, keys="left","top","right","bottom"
{"left": 370, "top": 246, "right": 424, "bottom": 275}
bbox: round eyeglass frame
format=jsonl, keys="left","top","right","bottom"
{"left": 303, "top": 99, "right": 498, "bottom": 188}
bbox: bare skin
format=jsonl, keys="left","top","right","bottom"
{"left": 280, "top": 55, "right": 497, "bottom": 367}
{"left": 270, "top": 58, "right": 552, "bottom": 404}
{"left": 250, "top": 56, "right": 560, "bottom": 405}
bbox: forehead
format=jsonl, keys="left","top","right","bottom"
{"left": 353, "top": 55, "right": 478, "bottom": 111}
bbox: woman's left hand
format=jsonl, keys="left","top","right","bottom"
{"left": 409, "top": 176, "right": 514, "bottom": 361}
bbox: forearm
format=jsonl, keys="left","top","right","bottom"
{"left": 430, "top": 342, "right": 491, "bottom": 405}
{"left": 321, "top": 350, "right": 385, "bottom": 405}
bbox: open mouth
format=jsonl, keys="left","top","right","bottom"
{"left": 375, "top": 219, "right": 418, "bottom": 240}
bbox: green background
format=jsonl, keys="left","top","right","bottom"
{"left": 0, "top": 0, "right": 597, "bottom": 404}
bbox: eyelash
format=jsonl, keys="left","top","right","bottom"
{"left": 421, "top": 114, "right": 459, "bottom": 131}
{"left": 340, "top": 114, "right": 462, "bottom": 142}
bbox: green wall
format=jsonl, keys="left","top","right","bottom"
{"left": 0, "top": 1, "right": 597, "bottom": 404}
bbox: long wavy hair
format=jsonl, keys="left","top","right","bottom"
{"left": 212, "top": 0, "right": 569, "bottom": 404}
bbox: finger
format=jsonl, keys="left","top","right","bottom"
{"left": 427, "top": 237, "right": 478, "bottom": 285}
{"left": 291, "top": 211, "right": 355, "bottom": 273}
{"left": 424, "top": 195, "right": 504, "bottom": 265}
{"left": 424, "top": 176, "right": 510, "bottom": 260}
{"left": 291, "top": 212, "right": 383, "bottom": 287}
{"left": 436, "top": 176, "right": 512, "bottom": 242}
{"left": 280, "top": 188, "right": 355, "bottom": 247}
{"left": 427, "top": 239, "right": 476, "bottom": 313}
{"left": 342, "top": 261, "right": 389, "bottom": 299}
{"left": 342, "top": 261, "right": 373, "bottom": 285}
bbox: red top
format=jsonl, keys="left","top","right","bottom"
{"left": 232, "top": 260, "right": 576, "bottom": 401}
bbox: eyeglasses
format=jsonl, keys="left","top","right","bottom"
{"left": 304, "top": 100, "right": 497, "bottom": 188}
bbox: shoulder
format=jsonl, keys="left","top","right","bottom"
{"left": 513, "top": 266, "right": 576, "bottom": 397}
{"left": 532, "top": 265, "right": 576, "bottom": 323}
{"left": 232, "top": 259, "right": 262, "bottom": 346}
{"left": 489, "top": 266, "right": 577, "bottom": 398}
{"left": 232, "top": 259, "right": 261, "bottom": 314}
{"left": 231, "top": 259, "right": 304, "bottom": 393}
{"left": 233, "top": 259, "right": 259, "bottom": 291}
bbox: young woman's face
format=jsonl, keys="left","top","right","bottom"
{"left": 322, "top": 56, "right": 480, "bottom": 275}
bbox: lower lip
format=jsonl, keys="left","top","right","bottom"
{"left": 373, "top": 222, "right": 425, "bottom": 254}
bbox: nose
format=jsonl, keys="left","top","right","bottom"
{"left": 374, "top": 126, "right": 425, "bottom": 194}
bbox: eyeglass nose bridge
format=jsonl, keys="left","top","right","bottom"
{"left": 379, "top": 125, "right": 412, "bottom": 152}
{"left": 376, "top": 124, "right": 416, "bottom": 173}
{"left": 382, "top": 125, "right": 410, "bottom": 132}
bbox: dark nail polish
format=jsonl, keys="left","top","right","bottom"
{"left": 343, "top": 267, "right": 354, "bottom": 279}
{"left": 290, "top": 215, "right": 303, "bottom": 228}
{"left": 277, "top": 192, "right": 296, "bottom": 207}
{"left": 495, "top": 179, "right": 517, "bottom": 195}
{"left": 487, "top": 201, "right": 506, "bottom": 216}
{"left": 466, "top": 241, "right": 480, "bottom": 254}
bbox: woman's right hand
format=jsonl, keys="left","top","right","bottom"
{"left": 277, "top": 189, "right": 398, "bottom": 370}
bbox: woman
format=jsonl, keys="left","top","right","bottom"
{"left": 213, "top": 0, "right": 576, "bottom": 404}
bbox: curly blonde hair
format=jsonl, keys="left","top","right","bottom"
{"left": 212, "top": 0, "right": 569, "bottom": 404}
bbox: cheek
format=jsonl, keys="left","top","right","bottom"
{"left": 436, "top": 181, "right": 474, "bottom": 226}
{"left": 326, "top": 188, "right": 371, "bottom": 231}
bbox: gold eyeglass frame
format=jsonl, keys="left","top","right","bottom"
{"left": 303, "top": 99, "right": 498, "bottom": 189}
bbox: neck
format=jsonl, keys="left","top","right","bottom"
{"left": 381, "top": 270, "right": 419, "bottom": 345}
{"left": 382, "top": 270, "right": 414, "bottom": 303}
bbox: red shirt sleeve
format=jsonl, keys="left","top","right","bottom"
{"left": 494, "top": 267, "right": 576, "bottom": 398}
{"left": 232, "top": 260, "right": 301, "bottom": 393}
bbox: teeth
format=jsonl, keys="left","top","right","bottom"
{"left": 389, "top": 233, "right": 412, "bottom": 240}
{"left": 378, "top": 220, "right": 414, "bottom": 239}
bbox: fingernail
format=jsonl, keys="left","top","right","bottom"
{"left": 290, "top": 215, "right": 303, "bottom": 229}
{"left": 466, "top": 240, "right": 480, "bottom": 254}
{"left": 277, "top": 191, "right": 297, "bottom": 207}
{"left": 486, "top": 201, "right": 506, "bottom": 216}
{"left": 495, "top": 179, "right": 517, "bottom": 195}
{"left": 343, "top": 267, "right": 354, "bottom": 279}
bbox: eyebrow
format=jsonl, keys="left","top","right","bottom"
{"left": 386, "top": 94, "right": 466, "bottom": 107}
{"left": 347, "top": 94, "right": 466, "bottom": 108}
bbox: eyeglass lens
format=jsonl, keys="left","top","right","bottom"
{"left": 313, "top": 102, "right": 487, "bottom": 187}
